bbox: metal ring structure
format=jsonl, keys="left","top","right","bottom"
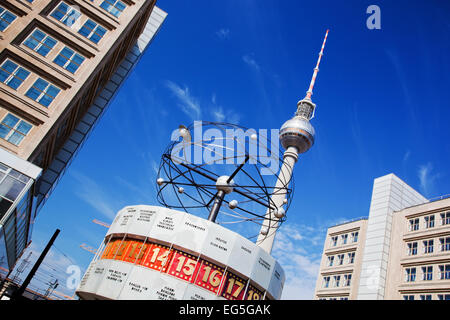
{"left": 156, "top": 121, "right": 294, "bottom": 242}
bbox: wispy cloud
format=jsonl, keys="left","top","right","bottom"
{"left": 165, "top": 80, "right": 202, "bottom": 120}
{"left": 349, "top": 103, "right": 371, "bottom": 172}
{"left": 215, "top": 28, "right": 230, "bottom": 39}
{"left": 242, "top": 54, "right": 261, "bottom": 71}
{"left": 209, "top": 93, "right": 240, "bottom": 124}
{"left": 70, "top": 171, "right": 117, "bottom": 220}
{"left": 212, "top": 107, "right": 226, "bottom": 122}
{"left": 418, "top": 162, "right": 440, "bottom": 196}
{"left": 151, "top": 159, "right": 160, "bottom": 176}
{"left": 403, "top": 150, "right": 411, "bottom": 162}
{"left": 385, "top": 49, "right": 423, "bottom": 138}
{"left": 114, "top": 175, "right": 153, "bottom": 203}
{"left": 272, "top": 217, "right": 354, "bottom": 299}
{"left": 272, "top": 223, "right": 324, "bottom": 299}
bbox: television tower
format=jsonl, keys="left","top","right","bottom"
{"left": 257, "top": 30, "right": 329, "bottom": 253}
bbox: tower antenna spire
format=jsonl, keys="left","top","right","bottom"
{"left": 305, "top": 29, "right": 329, "bottom": 100}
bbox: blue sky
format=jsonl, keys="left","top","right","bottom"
{"left": 14, "top": 0, "right": 450, "bottom": 299}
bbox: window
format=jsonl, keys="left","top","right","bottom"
{"left": 422, "top": 266, "right": 433, "bottom": 281}
{"left": 50, "top": 2, "right": 81, "bottom": 27}
{"left": 405, "top": 268, "right": 416, "bottom": 282}
{"left": 424, "top": 215, "right": 435, "bottom": 228}
{"left": 423, "top": 239, "right": 434, "bottom": 254}
{"left": 0, "top": 7, "right": 17, "bottom": 32}
{"left": 440, "top": 237, "right": 450, "bottom": 252}
{"left": 348, "top": 252, "right": 355, "bottom": 264}
{"left": 351, "top": 231, "right": 359, "bottom": 243}
{"left": 420, "top": 295, "right": 432, "bottom": 300}
{"left": 337, "top": 254, "right": 344, "bottom": 265}
{"left": 100, "top": 0, "right": 126, "bottom": 18}
{"left": 23, "top": 29, "right": 57, "bottom": 57}
{"left": 403, "top": 295, "right": 414, "bottom": 300}
{"left": 323, "top": 276, "right": 330, "bottom": 288}
{"left": 409, "top": 218, "right": 419, "bottom": 231}
{"left": 441, "top": 212, "right": 450, "bottom": 226}
{"left": 327, "top": 256, "right": 334, "bottom": 267}
{"left": 0, "top": 113, "right": 32, "bottom": 146}
{"left": 0, "top": 60, "right": 30, "bottom": 90}
{"left": 439, "top": 265, "right": 450, "bottom": 280}
{"left": 25, "top": 78, "right": 60, "bottom": 107}
{"left": 53, "top": 47, "right": 85, "bottom": 73}
{"left": 341, "top": 234, "right": 348, "bottom": 245}
{"left": 78, "top": 19, "right": 107, "bottom": 43}
{"left": 344, "top": 274, "right": 352, "bottom": 286}
{"left": 0, "top": 163, "right": 31, "bottom": 219}
{"left": 438, "top": 294, "right": 450, "bottom": 300}
{"left": 407, "top": 242, "right": 418, "bottom": 256}
{"left": 331, "top": 236, "right": 338, "bottom": 247}
{"left": 333, "top": 275, "right": 341, "bottom": 287}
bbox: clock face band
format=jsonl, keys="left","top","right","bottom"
{"left": 99, "top": 236, "right": 266, "bottom": 300}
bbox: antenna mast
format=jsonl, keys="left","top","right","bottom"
{"left": 305, "top": 29, "right": 329, "bottom": 100}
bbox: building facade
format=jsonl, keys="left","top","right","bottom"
{"left": 385, "top": 197, "right": 450, "bottom": 300}
{"left": 314, "top": 173, "right": 450, "bottom": 300}
{"left": 0, "top": 0, "right": 166, "bottom": 276}
{"left": 314, "top": 218, "right": 368, "bottom": 300}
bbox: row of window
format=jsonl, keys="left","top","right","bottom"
{"left": 0, "top": 59, "right": 60, "bottom": 107}
{"left": 100, "top": 0, "right": 127, "bottom": 18}
{"left": 404, "top": 264, "right": 450, "bottom": 282}
{"left": 408, "top": 212, "right": 450, "bottom": 232}
{"left": 322, "top": 273, "right": 352, "bottom": 288}
{"left": 403, "top": 293, "right": 450, "bottom": 300}
{"left": 317, "top": 297, "right": 349, "bottom": 300}
{"left": 406, "top": 236, "right": 450, "bottom": 256}
{"left": 50, "top": 2, "right": 107, "bottom": 44}
{"left": 327, "top": 252, "right": 355, "bottom": 267}
{"left": 0, "top": 0, "right": 128, "bottom": 34}
{"left": 24, "top": 28, "right": 86, "bottom": 74}
{"left": 330, "top": 231, "right": 359, "bottom": 247}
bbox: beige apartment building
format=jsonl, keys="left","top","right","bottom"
{"left": 315, "top": 173, "right": 450, "bottom": 300}
{"left": 314, "top": 218, "right": 368, "bottom": 300}
{"left": 385, "top": 197, "right": 450, "bottom": 300}
{"left": 0, "top": 0, "right": 166, "bottom": 275}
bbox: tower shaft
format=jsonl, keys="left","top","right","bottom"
{"left": 257, "top": 146, "right": 298, "bottom": 253}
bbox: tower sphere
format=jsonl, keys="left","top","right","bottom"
{"left": 279, "top": 116, "right": 315, "bottom": 154}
